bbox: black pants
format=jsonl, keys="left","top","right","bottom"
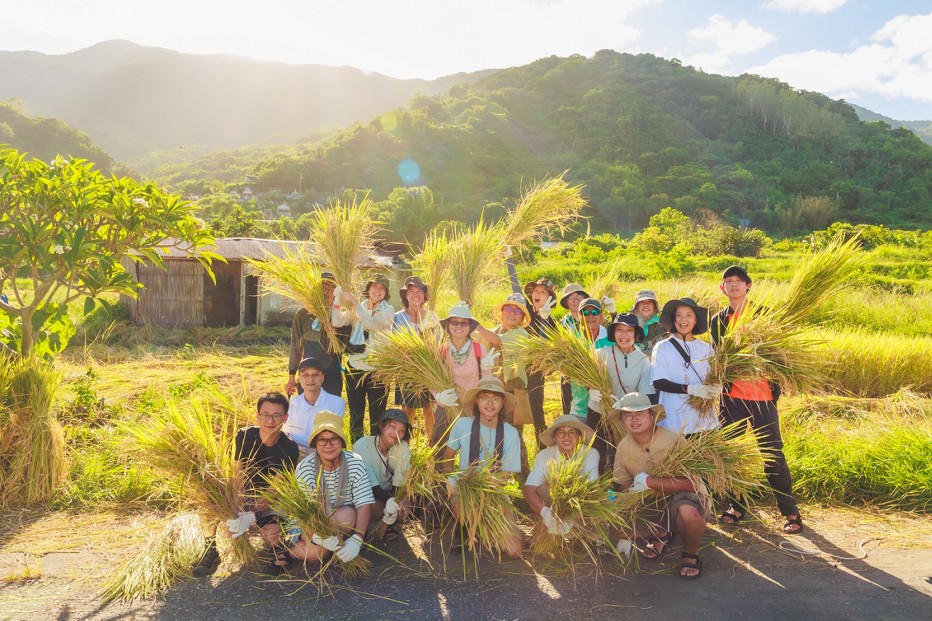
{"left": 526, "top": 370, "right": 548, "bottom": 448}
{"left": 560, "top": 376, "right": 572, "bottom": 416}
{"left": 584, "top": 407, "right": 614, "bottom": 476}
{"left": 344, "top": 366, "right": 388, "bottom": 442}
{"left": 720, "top": 396, "right": 799, "bottom": 517}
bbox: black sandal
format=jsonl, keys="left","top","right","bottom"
{"left": 783, "top": 514, "right": 804, "bottom": 534}
{"left": 679, "top": 552, "right": 702, "bottom": 579}
{"left": 639, "top": 532, "right": 673, "bottom": 560}
{"left": 719, "top": 508, "right": 745, "bottom": 526}
{"left": 262, "top": 545, "right": 291, "bottom": 576}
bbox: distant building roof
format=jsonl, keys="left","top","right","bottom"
{"left": 147, "top": 237, "right": 395, "bottom": 268}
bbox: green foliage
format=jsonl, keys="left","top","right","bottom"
{"left": 0, "top": 102, "right": 115, "bottom": 171}
{"left": 691, "top": 224, "right": 770, "bottom": 257}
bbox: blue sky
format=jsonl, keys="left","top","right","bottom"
{"left": 1, "top": 1, "right": 929, "bottom": 119}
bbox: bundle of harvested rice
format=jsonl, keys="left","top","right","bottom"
{"left": 412, "top": 230, "right": 450, "bottom": 309}
{"left": 367, "top": 326, "right": 454, "bottom": 397}
{"left": 372, "top": 435, "right": 446, "bottom": 539}
{"left": 501, "top": 173, "right": 586, "bottom": 249}
{"left": 447, "top": 219, "right": 506, "bottom": 307}
{"left": 309, "top": 196, "right": 379, "bottom": 295}
{"left": 451, "top": 463, "right": 523, "bottom": 558}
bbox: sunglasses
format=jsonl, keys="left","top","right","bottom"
{"left": 502, "top": 306, "right": 524, "bottom": 315}
{"left": 447, "top": 319, "right": 471, "bottom": 327}
{"left": 581, "top": 309, "right": 601, "bottom": 316}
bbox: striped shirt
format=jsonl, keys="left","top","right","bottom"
{"left": 294, "top": 450, "right": 375, "bottom": 509}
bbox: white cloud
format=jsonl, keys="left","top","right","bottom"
{"left": 763, "top": 0, "right": 848, "bottom": 14}
{"left": 748, "top": 12, "right": 932, "bottom": 104}
{"left": 683, "top": 14, "right": 775, "bottom": 73}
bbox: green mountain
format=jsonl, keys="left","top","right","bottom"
{"left": 250, "top": 51, "right": 932, "bottom": 231}
{"left": 0, "top": 101, "right": 116, "bottom": 170}
{"left": 0, "top": 40, "right": 494, "bottom": 161}
{"left": 848, "top": 103, "right": 932, "bottom": 146}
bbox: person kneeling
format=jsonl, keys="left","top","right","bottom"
{"left": 287, "top": 412, "right": 374, "bottom": 565}
{"left": 612, "top": 393, "right": 709, "bottom": 579}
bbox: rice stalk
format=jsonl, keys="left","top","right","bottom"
{"left": 260, "top": 469, "right": 372, "bottom": 577}
{"left": 531, "top": 450, "right": 628, "bottom": 567}
{"left": 372, "top": 435, "right": 446, "bottom": 539}
{"left": 247, "top": 243, "right": 342, "bottom": 355}
{"left": 309, "top": 195, "right": 379, "bottom": 294}
{"left": 412, "top": 230, "right": 450, "bottom": 306}
{"left": 501, "top": 173, "right": 586, "bottom": 249}
{"left": 0, "top": 356, "right": 68, "bottom": 507}
{"left": 99, "top": 513, "right": 204, "bottom": 602}
{"left": 451, "top": 463, "right": 523, "bottom": 558}
{"left": 122, "top": 396, "right": 254, "bottom": 565}
{"left": 584, "top": 259, "right": 625, "bottom": 324}
{"left": 692, "top": 233, "right": 865, "bottom": 414}
{"left": 447, "top": 219, "right": 506, "bottom": 307}
{"left": 367, "top": 326, "right": 454, "bottom": 396}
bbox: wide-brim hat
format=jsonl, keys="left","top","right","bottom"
{"left": 399, "top": 276, "right": 429, "bottom": 300}
{"left": 494, "top": 293, "right": 531, "bottom": 327}
{"left": 308, "top": 411, "right": 347, "bottom": 447}
{"left": 629, "top": 289, "right": 660, "bottom": 314}
{"left": 462, "top": 376, "right": 517, "bottom": 416}
{"left": 363, "top": 274, "right": 391, "bottom": 301}
{"left": 539, "top": 414, "right": 595, "bottom": 447}
{"left": 607, "top": 313, "right": 644, "bottom": 343}
{"left": 578, "top": 297, "right": 602, "bottom": 313}
{"left": 321, "top": 271, "right": 337, "bottom": 285}
{"left": 659, "top": 297, "right": 709, "bottom": 335}
{"left": 524, "top": 277, "right": 557, "bottom": 302}
{"left": 559, "top": 283, "right": 589, "bottom": 309}
{"left": 440, "top": 301, "right": 480, "bottom": 333}
{"left": 378, "top": 408, "right": 411, "bottom": 442}
{"left": 611, "top": 393, "right": 666, "bottom": 424}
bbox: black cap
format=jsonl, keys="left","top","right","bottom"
{"left": 297, "top": 356, "right": 325, "bottom": 372}
{"left": 378, "top": 408, "right": 411, "bottom": 441}
{"left": 722, "top": 265, "right": 751, "bottom": 283}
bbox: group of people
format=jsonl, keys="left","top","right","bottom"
{"left": 198, "top": 265, "right": 801, "bottom": 580}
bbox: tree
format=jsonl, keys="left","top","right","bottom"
{"left": 0, "top": 147, "right": 218, "bottom": 358}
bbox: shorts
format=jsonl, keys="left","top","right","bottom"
{"left": 633, "top": 491, "right": 709, "bottom": 535}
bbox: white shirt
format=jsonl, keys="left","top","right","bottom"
{"left": 525, "top": 445, "right": 600, "bottom": 488}
{"left": 285, "top": 389, "right": 346, "bottom": 450}
{"left": 650, "top": 337, "right": 720, "bottom": 435}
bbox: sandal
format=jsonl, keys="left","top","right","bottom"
{"left": 262, "top": 545, "right": 291, "bottom": 576}
{"left": 783, "top": 514, "right": 804, "bottom": 535}
{"left": 719, "top": 508, "right": 745, "bottom": 526}
{"left": 383, "top": 523, "right": 399, "bottom": 542}
{"left": 679, "top": 552, "right": 702, "bottom": 579}
{"left": 639, "top": 532, "right": 673, "bottom": 560}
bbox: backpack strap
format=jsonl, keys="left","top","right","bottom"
{"left": 666, "top": 337, "right": 704, "bottom": 382}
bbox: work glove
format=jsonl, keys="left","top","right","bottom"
{"left": 433, "top": 388, "right": 459, "bottom": 408}
{"left": 480, "top": 347, "right": 500, "bottom": 371}
{"left": 226, "top": 511, "right": 256, "bottom": 538}
{"left": 587, "top": 388, "right": 603, "bottom": 407}
{"left": 335, "top": 534, "right": 363, "bottom": 562}
{"left": 311, "top": 533, "right": 342, "bottom": 552}
{"left": 686, "top": 383, "right": 723, "bottom": 400}
{"left": 382, "top": 497, "right": 400, "bottom": 525}
{"left": 541, "top": 506, "right": 572, "bottom": 535}
{"left": 331, "top": 285, "right": 343, "bottom": 306}
{"left": 601, "top": 296, "right": 617, "bottom": 314}
{"left": 540, "top": 506, "right": 557, "bottom": 530}
{"left": 627, "top": 472, "right": 650, "bottom": 493}
{"left": 538, "top": 296, "right": 556, "bottom": 319}
{"left": 616, "top": 538, "right": 634, "bottom": 559}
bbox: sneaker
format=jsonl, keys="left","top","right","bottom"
{"left": 192, "top": 541, "right": 220, "bottom": 577}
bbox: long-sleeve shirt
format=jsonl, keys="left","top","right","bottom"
{"left": 288, "top": 306, "right": 352, "bottom": 374}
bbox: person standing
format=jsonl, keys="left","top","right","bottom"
{"left": 523, "top": 278, "right": 558, "bottom": 447}
{"left": 629, "top": 289, "right": 666, "bottom": 357}
{"left": 392, "top": 276, "right": 440, "bottom": 435}
{"left": 711, "top": 265, "right": 802, "bottom": 534}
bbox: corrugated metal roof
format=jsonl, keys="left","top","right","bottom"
{"left": 150, "top": 237, "right": 395, "bottom": 267}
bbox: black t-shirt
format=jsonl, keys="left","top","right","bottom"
{"left": 234, "top": 426, "right": 299, "bottom": 490}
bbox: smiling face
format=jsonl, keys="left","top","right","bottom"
{"left": 323, "top": 281, "right": 336, "bottom": 306}
{"left": 673, "top": 305, "right": 697, "bottom": 336}
{"left": 367, "top": 283, "right": 387, "bottom": 304}
{"left": 475, "top": 391, "right": 504, "bottom": 425}
{"left": 621, "top": 408, "right": 653, "bottom": 437}
{"left": 501, "top": 303, "right": 523, "bottom": 329}
{"left": 446, "top": 317, "right": 472, "bottom": 341}
{"left": 635, "top": 300, "right": 657, "bottom": 321}
{"left": 405, "top": 286, "right": 425, "bottom": 308}
{"left": 256, "top": 400, "right": 287, "bottom": 436}
{"left": 314, "top": 430, "right": 344, "bottom": 463}
{"left": 720, "top": 276, "right": 751, "bottom": 304}
{"left": 566, "top": 292, "right": 586, "bottom": 313}
{"left": 580, "top": 305, "right": 601, "bottom": 335}
{"left": 379, "top": 419, "right": 407, "bottom": 449}
{"left": 613, "top": 323, "right": 637, "bottom": 351}
{"left": 298, "top": 366, "right": 324, "bottom": 395}
{"left": 553, "top": 425, "right": 581, "bottom": 455}
{"left": 531, "top": 285, "right": 550, "bottom": 309}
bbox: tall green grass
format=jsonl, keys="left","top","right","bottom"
{"left": 816, "top": 328, "right": 932, "bottom": 397}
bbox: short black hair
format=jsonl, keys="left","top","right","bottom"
{"left": 257, "top": 391, "right": 288, "bottom": 413}
{"left": 722, "top": 265, "right": 751, "bottom": 284}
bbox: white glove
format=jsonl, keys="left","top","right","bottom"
{"left": 433, "top": 388, "right": 459, "bottom": 408}
{"left": 686, "top": 383, "right": 723, "bottom": 400}
{"left": 382, "top": 497, "right": 400, "bottom": 525}
{"left": 445, "top": 474, "right": 458, "bottom": 496}
{"left": 335, "top": 534, "right": 363, "bottom": 562}
{"left": 627, "top": 472, "right": 650, "bottom": 493}
{"left": 587, "top": 388, "right": 602, "bottom": 406}
{"left": 311, "top": 533, "right": 342, "bottom": 552}
{"left": 552, "top": 517, "right": 573, "bottom": 536}
{"left": 601, "top": 296, "right": 617, "bottom": 314}
{"left": 226, "top": 511, "right": 256, "bottom": 538}
{"left": 538, "top": 296, "right": 556, "bottom": 319}
{"left": 331, "top": 285, "right": 343, "bottom": 306}
{"left": 480, "top": 347, "right": 500, "bottom": 371}
{"left": 540, "top": 506, "right": 557, "bottom": 530}
{"left": 616, "top": 538, "right": 633, "bottom": 559}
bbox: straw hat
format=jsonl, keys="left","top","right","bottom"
{"left": 462, "top": 376, "right": 517, "bottom": 416}
{"left": 494, "top": 293, "right": 531, "bottom": 327}
{"left": 440, "top": 301, "right": 480, "bottom": 333}
{"left": 611, "top": 393, "right": 666, "bottom": 424}
{"left": 607, "top": 313, "right": 644, "bottom": 343}
{"left": 659, "top": 297, "right": 709, "bottom": 335}
{"left": 539, "top": 414, "right": 594, "bottom": 447}
{"left": 363, "top": 273, "right": 391, "bottom": 301}
{"left": 629, "top": 289, "right": 660, "bottom": 314}
{"left": 559, "top": 283, "right": 590, "bottom": 309}
{"left": 523, "top": 277, "right": 557, "bottom": 302}
{"left": 308, "top": 411, "right": 347, "bottom": 447}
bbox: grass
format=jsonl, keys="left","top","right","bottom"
{"left": 816, "top": 328, "right": 932, "bottom": 397}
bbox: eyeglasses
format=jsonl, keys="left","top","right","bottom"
{"left": 315, "top": 435, "right": 342, "bottom": 447}
{"left": 581, "top": 309, "right": 601, "bottom": 316}
{"left": 258, "top": 413, "right": 285, "bottom": 422}
{"left": 621, "top": 411, "right": 650, "bottom": 422}
{"left": 448, "top": 319, "right": 471, "bottom": 327}
{"left": 553, "top": 428, "right": 580, "bottom": 438}
{"left": 477, "top": 393, "right": 503, "bottom": 403}
{"left": 502, "top": 306, "right": 523, "bottom": 315}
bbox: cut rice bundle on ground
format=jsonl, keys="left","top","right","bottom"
{"left": 450, "top": 463, "right": 523, "bottom": 559}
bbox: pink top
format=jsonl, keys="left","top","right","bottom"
{"left": 443, "top": 340, "right": 489, "bottom": 399}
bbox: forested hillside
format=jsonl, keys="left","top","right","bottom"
{"left": 249, "top": 51, "right": 932, "bottom": 232}
{"left": 0, "top": 102, "right": 116, "bottom": 171}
